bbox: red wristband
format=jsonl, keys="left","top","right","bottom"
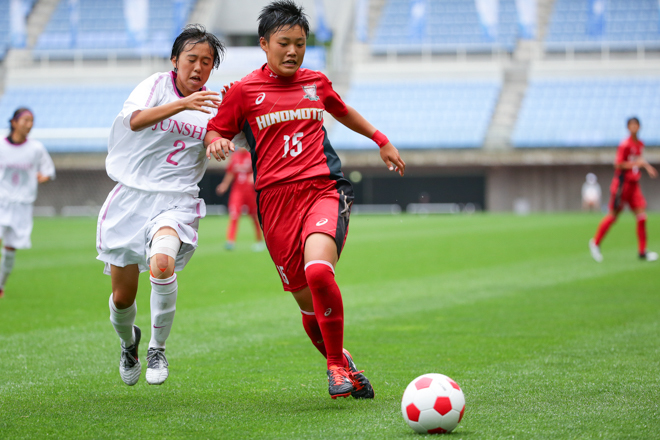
{"left": 209, "top": 136, "right": 222, "bottom": 145}
{"left": 372, "top": 130, "right": 389, "bottom": 148}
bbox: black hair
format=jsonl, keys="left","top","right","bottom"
{"left": 8, "top": 107, "right": 33, "bottom": 135}
{"left": 171, "top": 24, "right": 225, "bottom": 69}
{"left": 627, "top": 116, "right": 640, "bottom": 126}
{"left": 258, "top": 0, "right": 310, "bottom": 42}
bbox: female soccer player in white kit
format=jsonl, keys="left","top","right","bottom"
{"left": 96, "top": 25, "right": 225, "bottom": 386}
{"left": 0, "top": 108, "right": 55, "bottom": 298}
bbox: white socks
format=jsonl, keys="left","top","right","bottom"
{"left": 149, "top": 274, "right": 178, "bottom": 350}
{"left": 109, "top": 294, "right": 137, "bottom": 347}
{"left": 0, "top": 248, "right": 16, "bottom": 290}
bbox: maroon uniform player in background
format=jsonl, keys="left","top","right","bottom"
{"left": 590, "top": 117, "right": 658, "bottom": 262}
{"left": 216, "top": 147, "right": 265, "bottom": 251}
{"left": 204, "top": 0, "right": 405, "bottom": 399}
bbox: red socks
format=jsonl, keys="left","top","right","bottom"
{"left": 637, "top": 213, "right": 647, "bottom": 255}
{"left": 301, "top": 310, "right": 327, "bottom": 357}
{"left": 594, "top": 214, "right": 616, "bottom": 245}
{"left": 305, "top": 261, "right": 347, "bottom": 369}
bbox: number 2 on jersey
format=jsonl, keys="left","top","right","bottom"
{"left": 282, "top": 132, "right": 303, "bottom": 158}
{"left": 166, "top": 140, "right": 186, "bottom": 166}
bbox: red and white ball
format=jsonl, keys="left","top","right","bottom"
{"left": 401, "top": 374, "right": 465, "bottom": 434}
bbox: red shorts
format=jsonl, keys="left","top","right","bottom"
{"left": 228, "top": 185, "right": 257, "bottom": 217}
{"left": 257, "top": 178, "right": 354, "bottom": 292}
{"left": 609, "top": 178, "right": 646, "bottom": 211}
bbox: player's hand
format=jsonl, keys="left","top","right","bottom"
{"left": 220, "top": 82, "right": 235, "bottom": 99}
{"left": 647, "top": 164, "right": 658, "bottom": 178}
{"left": 181, "top": 90, "right": 221, "bottom": 114}
{"left": 216, "top": 182, "right": 229, "bottom": 195}
{"left": 36, "top": 172, "right": 50, "bottom": 184}
{"left": 379, "top": 143, "right": 406, "bottom": 176}
{"left": 206, "top": 137, "right": 235, "bottom": 161}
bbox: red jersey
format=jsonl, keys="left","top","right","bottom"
{"left": 226, "top": 149, "right": 254, "bottom": 191}
{"left": 614, "top": 136, "right": 644, "bottom": 183}
{"left": 207, "top": 64, "right": 349, "bottom": 191}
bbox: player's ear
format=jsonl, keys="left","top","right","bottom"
{"left": 259, "top": 37, "right": 268, "bottom": 53}
{"left": 170, "top": 57, "right": 178, "bottom": 71}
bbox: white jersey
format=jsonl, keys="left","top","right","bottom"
{"left": 106, "top": 71, "right": 217, "bottom": 197}
{"left": 0, "top": 136, "right": 55, "bottom": 204}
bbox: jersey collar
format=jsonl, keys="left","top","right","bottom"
{"left": 261, "top": 63, "right": 301, "bottom": 83}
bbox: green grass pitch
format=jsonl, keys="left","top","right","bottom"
{"left": 0, "top": 213, "right": 658, "bottom": 439}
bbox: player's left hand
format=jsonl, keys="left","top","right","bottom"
{"left": 380, "top": 143, "right": 406, "bottom": 176}
{"left": 206, "top": 137, "right": 235, "bottom": 161}
{"left": 36, "top": 172, "right": 50, "bottom": 184}
{"left": 647, "top": 164, "right": 658, "bottom": 178}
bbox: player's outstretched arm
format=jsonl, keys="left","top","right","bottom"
{"left": 129, "top": 91, "right": 220, "bottom": 131}
{"left": 334, "top": 106, "right": 405, "bottom": 176}
{"left": 204, "top": 130, "right": 235, "bottom": 161}
{"left": 642, "top": 159, "right": 658, "bottom": 178}
{"left": 216, "top": 172, "right": 235, "bottom": 195}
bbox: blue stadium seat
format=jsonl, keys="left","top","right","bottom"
{"left": 34, "top": 0, "right": 197, "bottom": 58}
{"left": 330, "top": 80, "right": 501, "bottom": 149}
{"left": 545, "top": 0, "right": 660, "bottom": 51}
{"left": 513, "top": 78, "right": 660, "bottom": 147}
{"left": 372, "top": 0, "right": 519, "bottom": 55}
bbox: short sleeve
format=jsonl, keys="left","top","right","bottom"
{"left": 318, "top": 72, "right": 348, "bottom": 118}
{"left": 207, "top": 82, "right": 245, "bottom": 140}
{"left": 615, "top": 141, "right": 629, "bottom": 164}
{"left": 119, "top": 72, "right": 169, "bottom": 130}
{"left": 37, "top": 142, "right": 56, "bottom": 180}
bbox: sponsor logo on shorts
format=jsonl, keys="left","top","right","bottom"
{"left": 316, "top": 218, "right": 328, "bottom": 226}
{"left": 256, "top": 93, "right": 266, "bottom": 105}
{"left": 324, "top": 308, "right": 332, "bottom": 316}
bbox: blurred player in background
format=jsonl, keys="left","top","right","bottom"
{"left": 589, "top": 117, "right": 658, "bottom": 262}
{"left": 215, "top": 147, "right": 265, "bottom": 251}
{"left": 96, "top": 25, "right": 225, "bottom": 386}
{"left": 205, "top": 0, "right": 405, "bottom": 399}
{"left": 581, "top": 173, "right": 601, "bottom": 211}
{"left": 0, "top": 108, "right": 55, "bottom": 298}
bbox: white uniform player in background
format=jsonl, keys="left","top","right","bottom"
{"left": 0, "top": 108, "right": 55, "bottom": 298}
{"left": 96, "top": 25, "right": 226, "bottom": 386}
{"left": 582, "top": 173, "right": 602, "bottom": 212}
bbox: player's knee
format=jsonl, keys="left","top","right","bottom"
{"left": 149, "top": 235, "right": 180, "bottom": 279}
{"left": 112, "top": 293, "right": 134, "bottom": 310}
{"left": 304, "top": 260, "right": 335, "bottom": 291}
{"left": 637, "top": 212, "right": 647, "bottom": 222}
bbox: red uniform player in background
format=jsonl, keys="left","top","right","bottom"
{"left": 204, "top": 0, "right": 405, "bottom": 400}
{"left": 216, "top": 147, "right": 265, "bottom": 251}
{"left": 590, "top": 117, "right": 658, "bottom": 262}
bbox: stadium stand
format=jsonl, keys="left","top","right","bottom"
{"left": 372, "top": 0, "right": 519, "bottom": 54}
{"left": 513, "top": 77, "right": 660, "bottom": 147}
{"left": 545, "top": 0, "right": 660, "bottom": 52}
{"left": 0, "top": 0, "right": 38, "bottom": 61}
{"left": 331, "top": 80, "right": 501, "bottom": 149}
{"left": 33, "top": 0, "right": 197, "bottom": 59}
{"left": 0, "top": 84, "right": 131, "bottom": 152}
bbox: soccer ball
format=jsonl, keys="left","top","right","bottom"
{"left": 401, "top": 373, "right": 465, "bottom": 434}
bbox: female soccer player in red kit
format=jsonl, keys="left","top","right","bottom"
{"left": 205, "top": 0, "right": 405, "bottom": 399}
{"left": 215, "top": 147, "right": 265, "bottom": 251}
{"left": 590, "top": 117, "right": 658, "bottom": 262}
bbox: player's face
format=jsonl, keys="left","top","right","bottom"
{"left": 11, "top": 113, "right": 33, "bottom": 138}
{"left": 628, "top": 121, "right": 640, "bottom": 136}
{"left": 171, "top": 41, "right": 215, "bottom": 96}
{"left": 260, "top": 25, "right": 306, "bottom": 77}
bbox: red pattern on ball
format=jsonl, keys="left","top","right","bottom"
{"left": 459, "top": 405, "right": 465, "bottom": 423}
{"left": 428, "top": 427, "right": 447, "bottom": 434}
{"left": 406, "top": 403, "right": 421, "bottom": 422}
{"left": 447, "top": 378, "right": 461, "bottom": 391}
{"left": 433, "top": 396, "right": 453, "bottom": 416}
{"left": 415, "top": 377, "right": 433, "bottom": 390}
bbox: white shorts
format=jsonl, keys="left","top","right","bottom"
{"left": 0, "top": 201, "right": 33, "bottom": 249}
{"left": 96, "top": 184, "right": 206, "bottom": 275}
